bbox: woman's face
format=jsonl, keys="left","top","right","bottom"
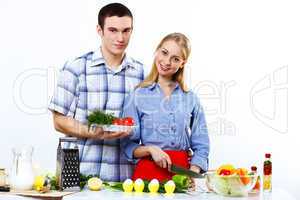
{"left": 155, "top": 40, "right": 185, "bottom": 79}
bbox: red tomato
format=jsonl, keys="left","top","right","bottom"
{"left": 112, "top": 118, "right": 123, "bottom": 125}
{"left": 123, "top": 117, "right": 134, "bottom": 126}
{"left": 219, "top": 169, "right": 231, "bottom": 176}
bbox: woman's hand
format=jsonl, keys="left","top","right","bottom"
{"left": 148, "top": 146, "right": 172, "bottom": 170}
{"left": 188, "top": 165, "right": 201, "bottom": 191}
{"left": 190, "top": 165, "right": 201, "bottom": 174}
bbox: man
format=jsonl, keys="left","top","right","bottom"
{"left": 48, "top": 3, "right": 144, "bottom": 182}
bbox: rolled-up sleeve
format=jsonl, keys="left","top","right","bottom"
{"left": 48, "top": 61, "right": 79, "bottom": 116}
{"left": 121, "top": 91, "right": 141, "bottom": 163}
{"left": 190, "top": 95, "right": 210, "bottom": 172}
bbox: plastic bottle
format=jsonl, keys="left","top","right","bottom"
{"left": 263, "top": 153, "right": 272, "bottom": 192}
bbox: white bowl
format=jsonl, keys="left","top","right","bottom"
{"left": 90, "top": 124, "right": 136, "bottom": 133}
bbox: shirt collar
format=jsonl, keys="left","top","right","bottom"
{"left": 148, "top": 82, "right": 157, "bottom": 90}
{"left": 148, "top": 82, "right": 180, "bottom": 91}
{"left": 89, "top": 47, "right": 105, "bottom": 67}
{"left": 89, "top": 47, "right": 136, "bottom": 69}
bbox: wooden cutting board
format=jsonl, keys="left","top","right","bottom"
{"left": 8, "top": 190, "right": 76, "bottom": 198}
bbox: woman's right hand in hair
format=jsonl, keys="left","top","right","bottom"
{"left": 148, "top": 146, "right": 172, "bottom": 170}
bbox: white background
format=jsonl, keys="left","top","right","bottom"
{"left": 0, "top": 0, "right": 299, "bottom": 198}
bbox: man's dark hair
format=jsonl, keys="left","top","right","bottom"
{"left": 98, "top": 3, "right": 133, "bottom": 29}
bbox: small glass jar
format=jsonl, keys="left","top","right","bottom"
{"left": 0, "top": 168, "right": 6, "bottom": 186}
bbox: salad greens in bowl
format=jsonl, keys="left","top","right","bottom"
{"left": 206, "top": 165, "right": 258, "bottom": 197}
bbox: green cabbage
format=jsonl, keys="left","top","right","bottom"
{"left": 213, "top": 175, "right": 247, "bottom": 196}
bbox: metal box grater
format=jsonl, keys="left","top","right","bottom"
{"left": 56, "top": 137, "right": 80, "bottom": 191}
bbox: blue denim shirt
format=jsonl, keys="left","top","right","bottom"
{"left": 121, "top": 82, "right": 210, "bottom": 171}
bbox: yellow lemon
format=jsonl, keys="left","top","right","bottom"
{"left": 148, "top": 179, "right": 159, "bottom": 193}
{"left": 164, "top": 180, "right": 176, "bottom": 194}
{"left": 133, "top": 178, "right": 144, "bottom": 192}
{"left": 87, "top": 177, "right": 102, "bottom": 191}
{"left": 34, "top": 176, "right": 45, "bottom": 191}
{"left": 122, "top": 179, "right": 134, "bottom": 192}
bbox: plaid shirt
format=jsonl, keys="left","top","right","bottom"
{"left": 49, "top": 48, "right": 144, "bottom": 181}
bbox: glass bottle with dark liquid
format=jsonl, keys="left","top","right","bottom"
{"left": 263, "top": 153, "right": 272, "bottom": 192}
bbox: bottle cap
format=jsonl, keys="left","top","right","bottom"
{"left": 265, "top": 153, "right": 271, "bottom": 158}
{"left": 251, "top": 166, "right": 257, "bottom": 171}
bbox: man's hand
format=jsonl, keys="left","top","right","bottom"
{"left": 88, "top": 126, "right": 132, "bottom": 140}
{"left": 52, "top": 111, "right": 133, "bottom": 139}
{"left": 148, "top": 146, "right": 172, "bottom": 170}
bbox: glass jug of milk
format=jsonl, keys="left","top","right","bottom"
{"left": 9, "top": 146, "right": 35, "bottom": 190}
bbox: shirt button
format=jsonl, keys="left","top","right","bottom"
{"left": 171, "top": 125, "right": 176, "bottom": 132}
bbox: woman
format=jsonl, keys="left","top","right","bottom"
{"left": 121, "top": 33, "right": 209, "bottom": 182}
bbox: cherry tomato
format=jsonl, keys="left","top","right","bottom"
{"left": 219, "top": 169, "right": 231, "bottom": 176}
{"left": 123, "top": 117, "right": 134, "bottom": 126}
{"left": 112, "top": 118, "right": 123, "bottom": 125}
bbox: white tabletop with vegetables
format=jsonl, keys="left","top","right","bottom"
{"left": 0, "top": 150, "right": 295, "bottom": 200}
{"left": 0, "top": 111, "right": 295, "bottom": 200}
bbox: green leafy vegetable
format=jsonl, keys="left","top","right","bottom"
{"left": 213, "top": 175, "right": 247, "bottom": 196}
{"left": 87, "top": 110, "right": 116, "bottom": 127}
{"left": 78, "top": 173, "right": 189, "bottom": 193}
{"left": 108, "top": 182, "right": 123, "bottom": 190}
{"left": 44, "top": 174, "right": 59, "bottom": 190}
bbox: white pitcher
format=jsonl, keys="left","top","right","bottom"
{"left": 9, "top": 146, "right": 35, "bottom": 190}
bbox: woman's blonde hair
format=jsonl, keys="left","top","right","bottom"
{"left": 137, "top": 32, "right": 191, "bottom": 92}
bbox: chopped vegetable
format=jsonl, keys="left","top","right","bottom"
{"left": 87, "top": 110, "right": 116, "bottom": 127}
{"left": 87, "top": 110, "right": 135, "bottom": 127}
{"left": 123, "top": 117, "right": 135, "bottom": 126}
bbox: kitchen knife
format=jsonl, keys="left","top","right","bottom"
{"left": 170, "top": 164, "right": 205, "bottom": 178}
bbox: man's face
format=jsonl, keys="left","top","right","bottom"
{"left": 97, "top": 16, "right": 132, "bottom": 56}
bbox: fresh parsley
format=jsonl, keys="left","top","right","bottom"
{"left": 87, "top": 110, "right": 116, "bottom": 127}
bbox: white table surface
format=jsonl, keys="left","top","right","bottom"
{"left": 0, "top": 188, "right": 296, "bottom": 200}
{"left": 0, "top": 194, "right": 37, "bottom": 200}
{"left": 63, "top": 188, "right": 296, "bottom": 200}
